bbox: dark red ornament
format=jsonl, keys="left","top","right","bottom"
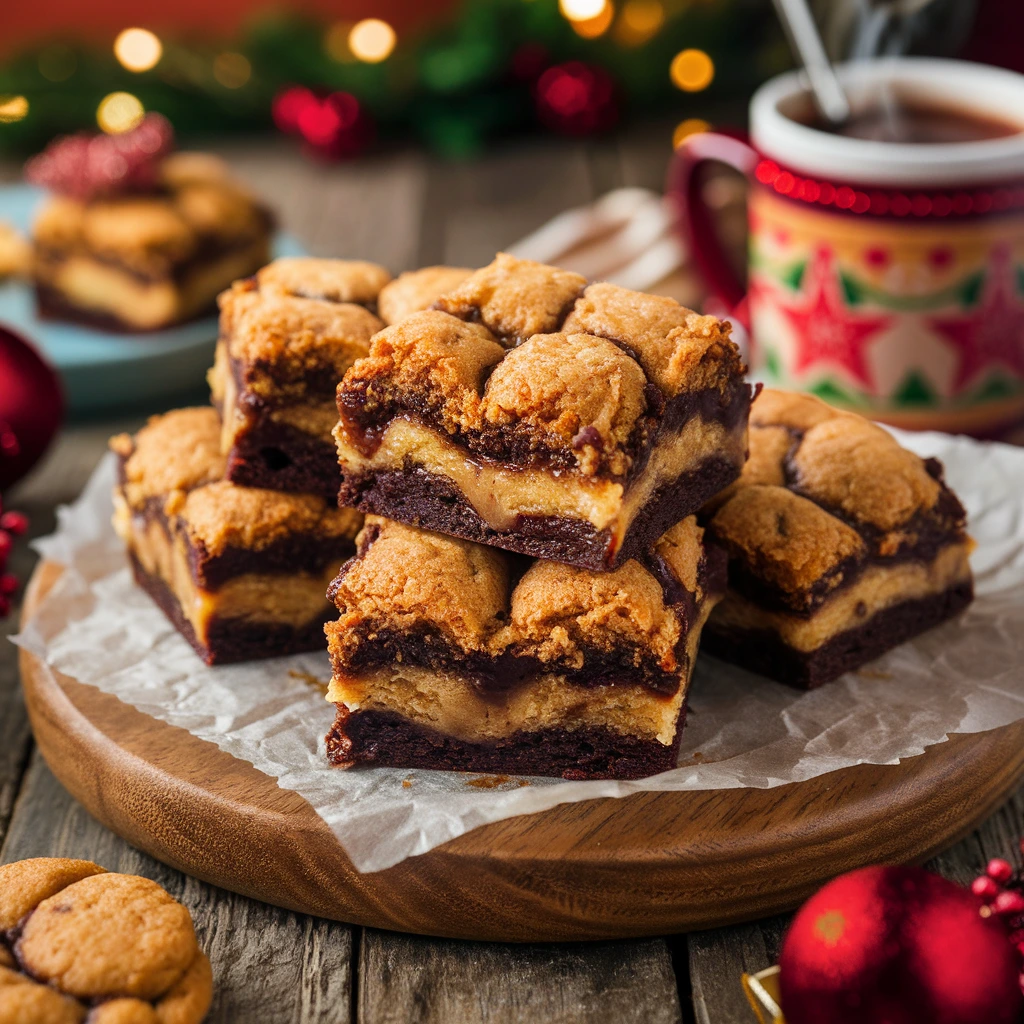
{"left": 534, "top": 61, "right": 618, "bottom": 137}
{"left": 273, "top": 86, "right": 374, "bottom": 160}
{"left": 271, "top": 86, "right": 319, "bottom": 135}
{"left": 24, "top": 114, "right": 173, "bottom": 200}
{"left": 0, "top": 325, "right": 63, "bottom": 492}
{"left": 779, "top": 865, "right": 1024, "bottom": 1024}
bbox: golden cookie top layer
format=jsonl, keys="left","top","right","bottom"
{"left": 112, "top": 408, "right": 362, "bottom": 555}
{"left": 219, "top": 278, "right": 383, "bottom": 399}
{"left": 339, "top": 253, "right": 746, "bottom": 479}
{"left": 706, "top": 389, "right": 968, "bottom": 610}
{"left": 562, "top": 282, "right": 743, "bottom": 398}
{"left": 434, "top": 253, "right": 586, "bottom": 344}
{"left": 377, "top": 266, "right": 474, "bottom": 325}
{"left": 111, "top": 408, "right": 225, "bottom": 509}
{"left": 32, "top": 158, "right": 269, "bottom": 278}
{"left": 326, "top": 515, "right": 712, "bottom": 673}
{"left": 256, "top": 257, "right": 390, "bottom": 305}
{"left": 175, "top": 481, "right": 361, "bottom": 557}
{"left": 0, "top": 858, "right": 211, "bottom": 1024}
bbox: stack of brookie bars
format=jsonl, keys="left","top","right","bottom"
{"left": 110, "top": 253, "right": 975, "bottom": 780}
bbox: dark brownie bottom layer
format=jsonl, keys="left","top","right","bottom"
{"left": 225, "top": 421, "right": 340, "bottom": 501}
{"left": 326, "top": 706, "right": 684, "bottom": 780}
{"left": 337, "top": 454, "right": 740, "bottom": 572}
{"left": 35, "top": 283, "right": 216, "bottom": 333}
{"left": 129, "top": 554, "right": 332, "bottom": 666}
{"left": 702, "top": 580, "right": 974, "bottom": 689}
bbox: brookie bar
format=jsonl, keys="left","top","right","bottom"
{"left": 324, "top": 514, "right": 725, "bottom": 780}
{"left": 702, "top": 389, "right": 974, "bottom": 688}
{"left": 335, "top": 253, "right": 752, "bottom": 571}
{"left": 33, "top": 151, "right": 273, "bottom": 332}
{"left": 209, "top": 257, "right": 388, "bottom": 498}
{"left": 111, "top": 407, "right": 362, "bottom": 664}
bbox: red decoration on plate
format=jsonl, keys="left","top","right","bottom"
{"left": 779, "top": 865, "right": 1024, "bottom": 1024}
{"left": 0, "top": 325, "right": 64, "bottom": 492}
{"left": 535, "top": 62, "right": 618, "bottom": 137}
{"left": 24, "top": 113, "right": 174, "bottom": 200}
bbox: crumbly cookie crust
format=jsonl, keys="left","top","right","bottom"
{"left": 377, "top": 266, "right": 473, "bottom": 325}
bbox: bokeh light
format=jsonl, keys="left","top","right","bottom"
{"left": 672, "top": 118, "right": 710, "bottom": 147}
{"left": 114, "top": 28, "right": 162, "bottom": 73}
{"left": 213, "top": 52, "right": 251, "bottom": 89}
{"left": 572, "top": 1, "right": 615, "bottom": 38}
{"left": 670, "top": 48, "right": 714, "bottom": 92}
{"left": 560, "top": 0, "right": 608, "bottom": 22}
{"left": 348, "top": 19, "right": 396, "bottom": 63}
{"left": 615, "top": 0, "right": 664, "bottom": 46}
{"left": 97, "top": 92, "right": 145, "bottom": 134}
{"left": 0, "top": 96, "right": 29, "bottom": 124}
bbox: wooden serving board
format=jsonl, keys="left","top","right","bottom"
{"left": 19, "top": 560, "right": 1024, "bottom": 942}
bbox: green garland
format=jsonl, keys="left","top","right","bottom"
{"left": 0, "top": 0, "right": 786, "bottom": 158}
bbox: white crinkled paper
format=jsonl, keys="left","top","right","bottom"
{"left": 13, "top": 430, "right": 1024, "bottom": 872}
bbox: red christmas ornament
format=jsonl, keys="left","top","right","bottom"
{"left": 24, "top": 114, "right": 173, "bottom": 200}
{"left": 779, "top": 865, "right": 1024, "bottom": 1024}
{"left": 0, "top": 325, "right": 64, "bottom": 492}
{"left": 273, "top": 87, "right": 374, "bottom": 160}
{"left": 535, "top": 61, "right": 618, "bottom": 137}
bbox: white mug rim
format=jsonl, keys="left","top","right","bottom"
{"left": 750, "top": 58, "right": 1024, "bottom": 188}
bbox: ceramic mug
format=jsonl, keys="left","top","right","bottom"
{"left": 672, "top": 58, "right": 1024, "bottom": 434}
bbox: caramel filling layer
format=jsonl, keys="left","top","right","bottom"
{"left": 114, "top": 493, "right": 339, "bottom": 643}
{"left": 327, "top": 599, "right": 713, "bottom": 746}
{"left": 710, "top": 542, "right": 972, "bottom": 653}
{"left": 334, "top": 415, "right": 745, "bottom": 538}
{"left": 37, "top": 239, "right": 269, "bottom": 330}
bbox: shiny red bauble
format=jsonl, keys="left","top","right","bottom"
{"left": 535, "top": 61, "right": 618, "bottom": 137}
{"left": 779, "top": 865, "right": 1024, "bottom": 1024}
{"left": 0, "top": 326, "right": 63, "bottom": 491}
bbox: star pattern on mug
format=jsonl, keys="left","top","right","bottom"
{"left": 927, "top": 245, "right": 1024, "bottom": 393}
{"left": 778, "top": 248, "right": 893, "bottom": 390}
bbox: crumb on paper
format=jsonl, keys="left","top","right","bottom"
{"left": 288, "top": 668, "right": 329, "bottom": 695}
{"left": 402, "top": 778, "right": 413, "bottom": 788}
{"left": 858, "top": 668, "right": 893, "bottom": 680}
{"left": 465, "top": 775, "right": 531, "bottom": 789}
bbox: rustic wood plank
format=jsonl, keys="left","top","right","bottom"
{"left": 687, "top": 781, "right": 1024, "bottom": 1024}
{"left": 1, "top": 752, "right": 354, "bottom": 1024}
{"left": 417, "top": 139, "right": 598, "bottom": 268}
{"left": 217, "top": 140, "right": 428, "bottom": 273}
{"left": 358, "top": 929, "right": 682, "bottom": 1024}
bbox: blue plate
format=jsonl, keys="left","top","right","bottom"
{"left": 0, "top": 184, "right": 304, "bottom": 416}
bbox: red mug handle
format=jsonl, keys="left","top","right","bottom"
{"left": 669, "top": 131, "right": 759, "bottom": 328}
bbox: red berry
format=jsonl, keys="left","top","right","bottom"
{"left": 988, "top": 858, "right": 1015, "bottom": 883}
{"left": 973, "top": 875, "right": 1000, "bottom": 899}
{"left": 994, "top": 890, "right": 1024, "bottom": 916}
{"left": 0, "top": 511, "right": 27, "bottom": 534}
{"left": 0, "top": 574, "right": 17, "bottom": 596}
{"left": 0, "top": 531, "right": 10, "bottom": 560}
{"left": 0, "top": 595, "right": 8, "bottom": 618}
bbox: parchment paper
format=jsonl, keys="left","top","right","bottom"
{"left": 13, "top": 430, "right": 1024, "bottom": 872}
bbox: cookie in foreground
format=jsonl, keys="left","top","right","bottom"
{"left": 209, "top": 257, "right": 388, "bottom": 498}
{"left": 110, "top": 407, "right": 362, "bottom": 665}
{"left": 335, "top": 253, "right": 752, "bottom": 572}
{"left": 702, "top": 389, "right": 974, "bottom": 688}
{"left": 0, "top": 857, "right": 212, "bottom": 1023}
{"left": 32, "top": 150, "right": 272, "bottom": 332}
{"left": 324, "top": 515, "right": 725, "bottom": 780}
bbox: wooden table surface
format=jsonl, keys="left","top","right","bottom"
{"left": 3, "top": 126, "right": 1023, "bottom": 1023}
